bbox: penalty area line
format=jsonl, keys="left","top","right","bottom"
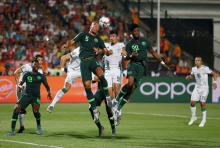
{"left": 0, "top": 139, "right": 63, "bottom": 148}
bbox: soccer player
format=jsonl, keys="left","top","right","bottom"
{"left": 89, "top": 77, "right": 116, "bottom": 137}
{"left": 62, "top": 21, "right": 111, "bottom": 122}
{"left": 186, "top": 56, "right": 217, "bottom": 127}
{"left": 112, "top": 24, "right": 170, "bottom": 125}
{"left": 47, "top": 47, "right": 81, "bottom": 112}
{"left": 104, "top": 30, "right": 125, "bottom": 106}
{"left": 13, "top": 55, "right": 46, "bottom": 133}
{"left": 7, "top": 60, "right": 52, "bottom": 136}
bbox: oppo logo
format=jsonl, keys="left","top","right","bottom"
{"left": 140, "top": 82, "right": 196, "bottom": 99}
{"left": 0, "top": 79, "right": 14, "bottom": 99}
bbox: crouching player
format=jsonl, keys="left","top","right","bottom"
{"left": 186, "top": 56, "right": 217, "bottom": 127}
{"left": 7, "top": 60, "right": 52, "bottom": 136}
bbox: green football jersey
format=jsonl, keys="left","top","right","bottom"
{"left": 74, "top": 32, "right": 106, "bottom": 59}
{"left": 125, "top": 37, "right": 151, "bottom": 62}
{"left": 21, "top": 72, "right": 48, "bottom": 97}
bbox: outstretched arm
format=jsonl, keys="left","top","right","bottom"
{"left": 149, "top": 48, "right": 170, "bottom": 70}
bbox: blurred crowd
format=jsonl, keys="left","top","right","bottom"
{"left": 0, "top": 0, "right": 190, "bottom": 76}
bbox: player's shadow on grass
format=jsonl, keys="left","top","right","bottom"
{"left": 45, "top": 131, "right": 131, "bottom": 140}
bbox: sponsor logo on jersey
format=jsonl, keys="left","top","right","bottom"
{"left": 37, "top": 76, "right": 42, "bottom": 80}
{"left": 94, "top": 38, "right": 98, "bottom": 43}
{"left": 0, "top": 79, "right": 14, "bottom": 100}
{"left": 141, "top": 41, "right": 146, "bottom": 46}
{"left": 85, "top": 36, "right": 89, "bottom": 41}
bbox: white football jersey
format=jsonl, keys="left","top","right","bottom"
{"left": 104, "top": 42, "right": 125, "bottom": 70}
{"left": 67, "top": 47, "right": 80, "bottom": 71}
{"left": 191, "top": 65, "right": 212, "bottom": 87}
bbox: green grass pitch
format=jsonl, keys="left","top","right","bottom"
{"left": 0, "top": 103, "right": 220, "bottom": 148}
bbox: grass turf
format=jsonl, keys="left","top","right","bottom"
{"left": 0, "top": 103, "right": 220, "bottom": 148}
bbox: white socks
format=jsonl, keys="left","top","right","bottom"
{"left": 50, "top": 90, "right": 65, "bottom": 107}
{"left": 201, "top": 110, "right": 207, "bottom": 122}
{"left": 18, "top": 114, "right": 24, "bottom": 127}
{"left": 190, "top": 106, "right": 196, "bottom": 118}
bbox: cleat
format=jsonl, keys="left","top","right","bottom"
{"left": 36, "top": 127, "right": 43, "bottom": 135}
{"left": 199, "top": 121, "right": 206, "bottom": 127}
{"left": 6, "top": 131, "right": 16, "bottom": 136}
{"left": 93, "top": 109, "right": 100, "bottom": 122}
{"left": 188, "top": 117, "right": 197, "bottom": 125}
{"left": 98, "top": 126, "right": 104, "bottom": 137}
{"left": 111, "top": 128, "right": 116, "bottom": 137}
{"left": 17, "top": 126, "right": 25, "bottom": 133}
{"left": 47, "top": 105, "right": 54, "bottom": 113}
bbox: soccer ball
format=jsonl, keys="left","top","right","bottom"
{"left": 99, "top": 16, "right": 110, "bottom": 28}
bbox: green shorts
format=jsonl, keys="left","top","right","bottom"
{"left": 127, "top": 62, "right": 145, "bottom": 85}
{"left": 18, "top": 94, "right": 40, "bottom": 110}
{"left": 80, "top": 57, "right": 102, "bottom": 82}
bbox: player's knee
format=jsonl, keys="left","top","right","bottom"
{"left": 191, "top": 101, "right": 196, "bottom": 107}
{"left": 64, "top": 83, "right": 71, "bottom": 91}
{"left": 14, "top": 103, "right": 21, "bottom": 113}
{"left": 34, "top": 112, "right": 41, "bottom": 119}
{"left": 33, "top": 103, "right": 40, "bottom": 113}
{"left": 84, "top": 81, "right": 91, "bottom": 89}
{"left": 61, "top": 87, "right": 68, "bottom": 93}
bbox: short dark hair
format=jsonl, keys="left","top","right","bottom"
{"left": 31, "top": 59, "right": 39, "bottom": 66}
{"left": 34, "top": 54, "right": 43, "bottom": 60}
{"left": 130, "top": 24, "right": 139, "bottom": 32}
{"left": 110, "top": 30, "right": 118, "bottom": 35}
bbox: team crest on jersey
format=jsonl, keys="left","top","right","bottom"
{"left": 27, "top": 76, "right": 32, "bottom": 82}
{"left": 37, "top": 76, "right": 41, "bottom": 80}
{"left": 85, "top": 36, "right": 89, "bottom": 41}
{"left": 94, "top": 38, "right": 98, "bottom": 43}
{"left": 132, "top": 44, "right": 139, "bottom": 52}
{"left": 141, "top": 41, "right": 146, "bottom": 46}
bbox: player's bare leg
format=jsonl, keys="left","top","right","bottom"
{"left": 188, "top": 101, "right": 197, "bottom": 125}
{"left": 47, "top": 82, "right": 71, "bottom": 113}
{"left": 199, "top": 101, "right": 207, "bottom": 127}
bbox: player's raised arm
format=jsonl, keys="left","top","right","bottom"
{"left": 60, "top": 53, "right": 71, "bottom": 73}
{"left": 14, "top": 67, "right": 23, "bottom": 84}
{"left": 149, "top": 48, "right": 170, "bottom": 70}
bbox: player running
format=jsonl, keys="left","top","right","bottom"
{"left": 47, "top": 47, "right": 81, "bottom": 112}
{"left": 186, "top": 56, "right": 217, "bottom": 127}
{"left": 112, "top": 24, "right": 170, "bottom": 125}
{"left": 13, "top": 55, "right": 46, "bottom": 133}
{"left": 62, "top": 21, "right": 111, "bottom": 122}
{"left": 7, "top": 60, "right": 52, "bottom": 136}
{"left": 104, "top": 30, "right": 125, "bottom": 106}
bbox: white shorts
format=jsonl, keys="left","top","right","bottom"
{"left": 105, "top": 68, "right": 122, "bottom": 87}
{"left": 191, "top": 87, "right": 209, "bottom": 103}
{"left": 65, "top": 69, "right": 81, "bottom": 84}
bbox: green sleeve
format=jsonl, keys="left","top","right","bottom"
{"left": 125, "top": 43, "right": 132, "bottom": 55}
{"left": 21, "top": 73, "right": 28, "bottom": 84}
{"left": 99, "top": 38, "right": 106, "bottom": 49}
{"left": 73, "top": 32, "right": 84, "bottom": 43}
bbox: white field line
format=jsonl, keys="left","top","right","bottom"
{"left": 125, "top": 112, "right": 220, "bottom": 120}
{"left": 0, "top": 139, "right": 63, "bottom": 148}
{"left": 76, "top": 111, "right": 220, "bottom": 120}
